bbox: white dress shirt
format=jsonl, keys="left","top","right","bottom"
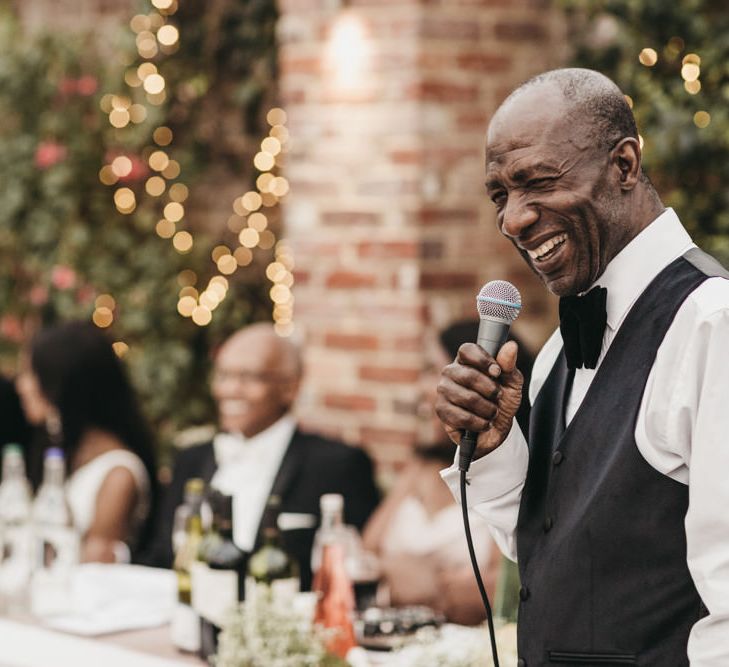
{"left": 210, "top": 414, "right": 296, "bottom": 552}
{"left": 441, "top": 209, "right": 729, "bottom": 665}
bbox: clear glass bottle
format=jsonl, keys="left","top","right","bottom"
{"left": 29, "top": 447, "right": 79, "bottom": 617}
{"left": 0, "top": 443, "right": 33, "bottom": 612}
{"left": 193, "top": 491, "right": 246, "bottom": 662}
{"left": 246, "top": 495, "right": 300, "bottom": 606}
{"left": 170, "top": 477, "right": 205, "bottom": 653}
{"left": 312, "top": 493, "right": 357, "bottom": 659}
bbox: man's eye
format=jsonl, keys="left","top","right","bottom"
{"left": 526, "top": 177, "right": 554, "bottom": 188}
{"left": 490, "top": 192, "right": 507, "bottom": 208}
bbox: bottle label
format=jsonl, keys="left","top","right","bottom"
{"left": 190, "top": 562, "right": 238, "bottom": 627}
{"left": 245, "top": 575, "right": 300, "bottom": 609}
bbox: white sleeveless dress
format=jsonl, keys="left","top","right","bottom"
{"left": 65, "top": 449, "right": 150, "bottom": 558}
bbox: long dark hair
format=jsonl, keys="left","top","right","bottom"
{"left": 30, "top": 320, "right": 158, "bottom": 558}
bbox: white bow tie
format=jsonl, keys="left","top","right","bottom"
{"left": 213, "top": 432, "right": 263, "bottom": 467}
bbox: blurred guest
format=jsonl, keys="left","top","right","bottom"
{"left": 147, "top": 322, "right": 380, "bottom": 590}
{"left": 16, "top": 321, "right": 156, "bottom": 563}
{"left": 363, "top": 320, "right": 533, "bottom": 625}
{"left": 0, "top": 374, "right": 30, "bottom": 448}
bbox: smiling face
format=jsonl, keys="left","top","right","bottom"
{"left": 211, "top": 325, "right": 301, "bottom": 438}
{"left": 485, "top": 84, "right": 634, "bottom": 296}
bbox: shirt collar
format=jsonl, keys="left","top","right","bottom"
{"left": 591, "top": 208, "right": 695, "bottom": 332}
{"left": 213, "top": 413, "right": 296, "bottom": 467}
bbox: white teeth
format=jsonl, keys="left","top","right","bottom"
{"left": 528, "top": 234, "right": 567, "bottom": 260}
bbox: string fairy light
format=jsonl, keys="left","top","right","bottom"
{"left": 100, "top": 1, "right": 293, "bottom": 332}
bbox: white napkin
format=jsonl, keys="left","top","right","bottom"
{"left": 41, "top": 563, "right": 176, "bottom": 636}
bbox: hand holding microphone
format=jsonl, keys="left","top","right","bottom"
{"left": 435, "top": 280, "right": 525, "bottom": 470}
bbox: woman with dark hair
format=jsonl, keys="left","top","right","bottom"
{"left": 16, "top": 320, "right": 157, "bottom": 563}
{"left": 362, "top": 320, "right": 533, "bottom": 625}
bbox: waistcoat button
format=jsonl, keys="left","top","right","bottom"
{"left": 519, "top": 585, "right": 530, "bottom": 601}
{"left": 517, "top": 659, "right": 526, "bottom": 667}
{"left": 543, "top": 516, "right": 553, "bottom": 532}
{"left": 552, "top": 450, "right": 563, "bottom": 465}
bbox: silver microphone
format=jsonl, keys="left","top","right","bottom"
{"left": 459, "top": 280, "right": 522, "bottom": 472}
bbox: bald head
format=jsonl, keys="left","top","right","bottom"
{"left": 212, "top": 322, "right": 302, "bottom": 436}
{"left": 491, "top": 68, "right": 638, "bottom": 154}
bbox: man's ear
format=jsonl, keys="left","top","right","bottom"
{"left": 610, "top": 137, "right": 641, "bottom": 191}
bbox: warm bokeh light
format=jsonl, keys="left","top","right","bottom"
{"left": 137, "top": 62, "right": 158, "bottom": 80}
{"left": 153, "top": 126, "right": 173, "bottom": 146}
{"left": 271, "top": 176, "right": 290, "bottom": 197}
{"left": 253, "top": 151, "right": 276, "bottom": 172}
{"left": 177, "top": 270, "right": 197, "bottom": 287}
{"left": 258, "top": 230, "right": 276, "bottom": 250}
{"left": 270, "top": 125, "right": 289, "bottom": 143}
{"left": 112, "top": 341, "right": 129, "bottom": 358}
{"left": 681, "top": 63, "right": 700, "bottom": 82}
{"left": 99, "top": 166, "right": 118, "bottom": 185}
{"left": 124, "top": 69, "right": 142, "bottom": 87}
{"left": 191, "top": 306, "right": 212, "bottom": 326}
{"left": 155, "top": 219, "right": 176, "bottom": 238}
{"left": 114, "top": 188, "right": 136, "bottom": 213}
{"left": 109, "top": 109, "right": 130, "bottom": 128}
{"left": 157, "top": 25, "right": 179, "bottom": 46}
{"left": 162, "top": 160, "right": 180, "bottom": 179}
{"left": 164, "top": 202, "right": 184, "bottom": 222}
{"left": 217, "top": 255, "right": 238, "bottom": 275}
{"left": 146, "top": 176, "right": 167, "bottom": 196}
{"left": 270, "top": 284, "right": 291, "bottom": 304}
{"left": 93, "top": 307, "right": 114, "bottom": 328}
{"left": 179, "top": 286, "right": 198, "bottom": 299}
{"left": 234, "top": 247, "right": 253, "bottom": 266}
{"left": 238, "top": 228, "right": 260, "bottom": 248}
{"left": 143, "top": 73, "right": 166, "bottom": 95}
{"left": 267, "top": 108, "right": 287, "bottom": 126}
{"left": 248, "top": 212, "right": 268, "bottom": 232}
{"left": 177, "top": 296, "right": 197, "bottom": 317}
{"left": 95, "top": 294, "right": 116, "bottom": 310}
{"left": 684, "top": 80, "right": 701, "bottom": 94}
{"left": 212, "top": 245, "right": 231, "bottom": 262}
{"left": 638, "top": 48, "right": 658, "bottom": 67}
{"left": 111, "top": 156, "right": 133, "bottom": 178}
{"left": 682, "top": 53, "right": 701, "bottom": 65}
{"left": 693, "top": 111, "right": 711, "bottom": 128}
{"left": 173, "top": 230, "right": 193, "bottom": 252}
{"left": 241, "top": 191, "right": 263, "bottom": 211}
{"left": 149, "top": 150, "right": 170, "bottom": 172}
{"left": 130, "top": 14, "right": 151, "bottom": 33}
{"left": 261, "top": 137, "right": 282, "bottom": 156}
{"left": 257, "top": 173, "right": 275, "bottom": 192}
{"left": 227, "top": 215, "right": 245, "bottom": 232}
{"left": 129, "top": 104, "right": 148, "bottom": 124}
{"left": 169, "top": 183, "right": 189, "bottom": 202}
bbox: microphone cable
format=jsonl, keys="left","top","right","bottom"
{"left": 459, "top": 434, "right": 500, "bottom": 667}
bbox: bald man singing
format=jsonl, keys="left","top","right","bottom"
{"left": 149, "top": 322, "right": 379, "bottom": 590}
{"left": 437, "top": 69, "right": 729, "bottom": 666}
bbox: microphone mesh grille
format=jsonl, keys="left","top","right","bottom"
{"left": 476, "top": 280, "right": 522, "bottom": 322}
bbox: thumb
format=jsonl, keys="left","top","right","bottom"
{"left": 494, "top": 340, "right": 518, "bottom": 375}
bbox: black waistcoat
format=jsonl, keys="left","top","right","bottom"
{"left": 516, "top": 249, "right": 728, "bottom": 667}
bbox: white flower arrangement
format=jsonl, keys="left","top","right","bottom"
{"left": 388, "top": 623, "right": 518, "bottom": 667}
{"left": 213, "top": 593, "right": 349, "bottom": 667}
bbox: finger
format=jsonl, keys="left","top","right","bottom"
{"left": 455, "top": 342, "right": 497, "bottom": 375}
{"left": 435, "top": 400, "right": 491, "bottom": 434}
{"left": 442, "top": 362, "right": 502, "bottom": 402}
{"left": 437, "top": 375, "right": 500, "bottom": 421}
{"left": 495, "top": 340, "right": 519, "bottom": 374}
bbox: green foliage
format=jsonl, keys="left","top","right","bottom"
{"left": 0, "top": 2, "right": 278, "bottom": 458}
{"left": 562, "top": 0, "right": 729, "bottom": 264}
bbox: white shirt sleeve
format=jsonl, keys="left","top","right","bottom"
{"left": 639, "top": 281, "right": 729, "bottom": 666}
{"left": 440, "top": 422, "right": 529, "bottom": 562}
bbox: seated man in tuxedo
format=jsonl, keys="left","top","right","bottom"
{"left": 149, "top": 322, "right": 380, "bottom": 589}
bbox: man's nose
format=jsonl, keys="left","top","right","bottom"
{"left": 500, "top": 192, "right": 539, "bottom": 239}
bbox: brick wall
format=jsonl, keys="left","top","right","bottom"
{"left": 279, "top": 0, "right": 568, "bottom": 478}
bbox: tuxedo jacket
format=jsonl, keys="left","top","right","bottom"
{"left": 145, "top": 429, "right": 380, "bottom": 590}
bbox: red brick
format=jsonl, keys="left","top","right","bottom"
{"left": 324, "top": 333, "right": 380, "bottom": 351}
{"left": 417, "top": 208, "right": 474, "bottom": 225}
{"left": 280, "top": 56, "right": 321, "bottom": 75}
{"left": 360, "top": 426, "right": 416, "bottom": 447}
{"left": 420, "top": 19, "right": 480, "bottom": 41}
{"left": 390, "top": 149, "right": 424, "bottom": 165}
{"left": 420, "top": 271, "right": 477, "bottom": 289}
{"left": 494, "top": 21, "right": 547, "bottom": 41}
{"left": 292, "top": 269, "right": 310, "bottom": 285}
{"left": 287, "top": 179, "right": 339, "bottom": 196}
{"left": 408, "top": 81, "right": 479, "bottom": 103}
{"left": 358, "top": 241, "right": 418, "bottom": 259}
{"left": 420, "top": 239, "right": 444, "bottom": 259}
{"left": 324, "top": 394, "right": 376, "bottom": 411}
{"left": 325, "top": 271, "right": 378, "bottom": 289}
{"left": 456, "top": 52, "right": 511, "bottom": 72}
{"left": 393, "top": 335, "right": 423, "bottom": 352}
{"left": 456, "top": 109, "right": 489, "bottom": 130}
{"left": 321, "top": 211, "right": 380, "bottom": 226}
{"left": 359, "top": 365, "right": 420, "bottom": 383}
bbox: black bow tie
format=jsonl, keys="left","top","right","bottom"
{"left": 559, "top": 286, "right": 608, "bottom": 370}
